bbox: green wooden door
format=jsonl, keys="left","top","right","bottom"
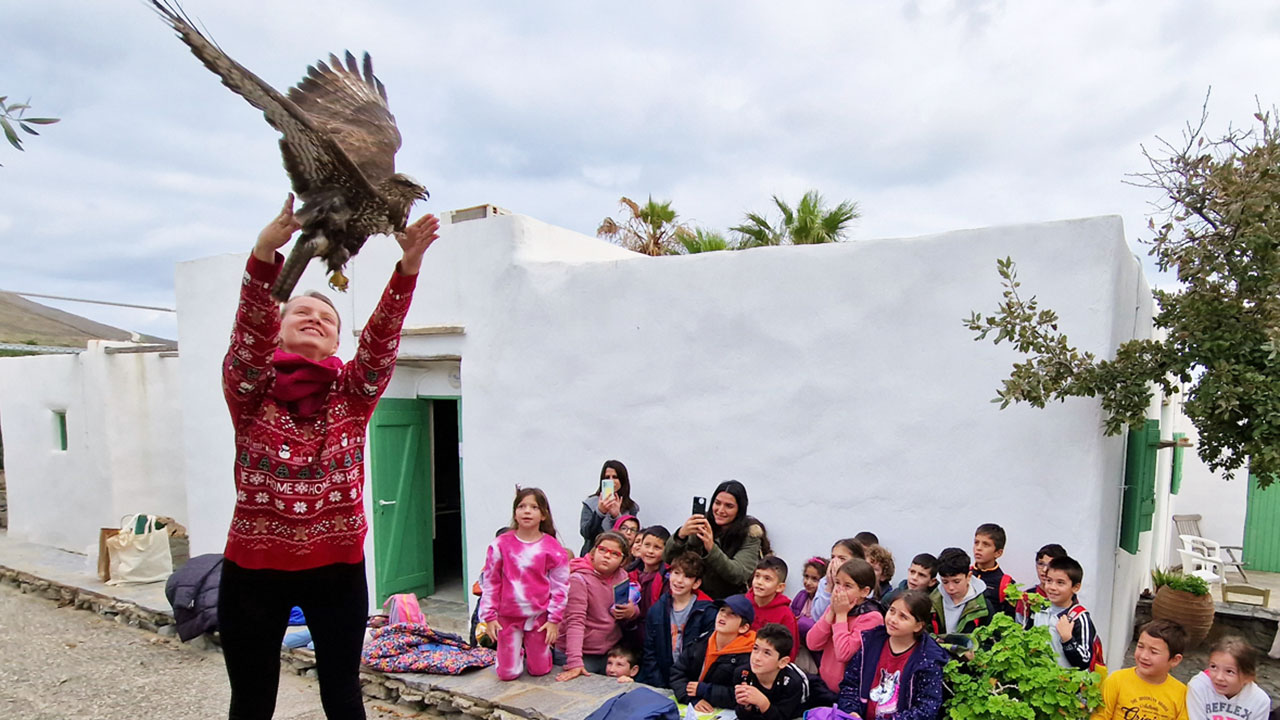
{"left": 369, "top": 398, "right": 434, "bottom": 603}
{"left": 1243, "top": 474, "right": 1280, "bottom": 572}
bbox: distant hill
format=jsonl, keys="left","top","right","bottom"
{"left": 0, "top": 292, "right": 171, "bottom": 348}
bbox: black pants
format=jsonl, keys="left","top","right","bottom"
{"left": 219, "top": 559, "right": 368, "bottom": 720}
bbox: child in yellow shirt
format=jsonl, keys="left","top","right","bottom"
{"left": 1093, "top": 619, "right": 1189, "bottom": 720}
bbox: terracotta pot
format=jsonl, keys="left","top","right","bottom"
{"left": 1151, "top": 585, "right": 1215, "bottom": 647}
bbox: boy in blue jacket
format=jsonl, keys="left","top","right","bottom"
{"left": 637, "top": 551, "right": 716, "bottom": 688}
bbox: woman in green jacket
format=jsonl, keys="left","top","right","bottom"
{"left": 664, "top": 480, "right": 767, "bottom": 599}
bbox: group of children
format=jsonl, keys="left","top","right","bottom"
{"left": 477, "top": 487, "right": 1272, "bottom": 720}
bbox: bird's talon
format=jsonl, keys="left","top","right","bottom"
{"left": 328, "top": 270, "right": 350, "bottom": 292}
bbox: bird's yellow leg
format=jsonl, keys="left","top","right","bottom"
{"left": 328, "top": 269, "right": 350, "bottom": 292}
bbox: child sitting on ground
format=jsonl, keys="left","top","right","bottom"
{"left": 865, "top": 543, "right": 896, "bottom": 602}
{"left": 1092, "top": 619, "right": 1188, "bottom": 720}
{"left": 479, "top": 489, "right": 569, "bottom": 681}
{"left": 807, "top": 558, "right": 885, "bottom": 693}
{"left": 1187, "top": 635, "right": 1272, "bottom": 720}
{"left": 929, "top": 547, "right": 994, "bottom": 659}
{"left": 837, "top": 590, "right": 950, "bottom": 720}
{"left": 972, "top": 523, "right": 1016, "bottom": 616}
{"left": 1015, "top": 543, "right": 1067, "bottom": 620}
{"left": 604, "top": 644, "right": 641, "bottom": 683}
{"left": 555, "top": 531, "right": 639, "bottom": 681}
{"left": 748, "top": 556, "right": 798, "bottom": 648}
{"left": 1023, "top": 555, "right": 1103, "bottom": 672}
{"left": 883, "top": 552, "right": 939, "bottom": 608}
{"left": 638, "top": 551, "right": 716, "bottom": 688}
{"left": 790, "top": 556, "right": 828, "bottom": 673}
{"left": 628, "top": 525, "right": 670, "bottom": 620}
{"left": 735, "top": 623, "right": 812, "bottom": 720}
{"left": 670, "top": 594, "right": 758, "bottom": 713}
{"left": 809, "top": 538, "right": 867, "bottom": 619}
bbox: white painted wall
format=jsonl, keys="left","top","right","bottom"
{"left": 0, "top": 342, "right": 186, "bottom": 552}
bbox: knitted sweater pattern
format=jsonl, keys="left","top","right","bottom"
{"left": 222, "top": 253, "right": 416, "bottom": 570}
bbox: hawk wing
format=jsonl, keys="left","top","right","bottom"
{"left": 149, "top": 1, "right": 378, "bottom": 200}
{"left": 288, "top": 51, "right": 402, "bottom": 185}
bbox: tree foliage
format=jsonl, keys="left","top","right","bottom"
{"left": 945, "top": 587, "right": 1102, "bottom": 720}
{"left": 678, "top": 227, "right": 730, "bottom": 254}
{"left": 0, "top": 96, "right": 59, "bottom": 164}
{"left": 966, "top": 103, "right": 1280, "bottom": 484}
{"left": 731, "top": 189, "right": 859, "bottom": 248}
{"left": 597, "top": 196, "right": 693, "bottom": 256}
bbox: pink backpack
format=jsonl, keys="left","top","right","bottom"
{"left": 382, "top": 593, "right": 427, "bottom": 625}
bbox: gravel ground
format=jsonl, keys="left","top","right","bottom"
{"left": 0, "top": 583, "right": 422, "bottom": 720}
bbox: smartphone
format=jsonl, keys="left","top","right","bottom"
{"left": 613, "top": 579, "right": 630, "bottom": 607}
{"left": 601, "top": 478, "right": 616, "bottom": 502}
{"left": 692, "top": 496, "right": 707, "bottom": 516}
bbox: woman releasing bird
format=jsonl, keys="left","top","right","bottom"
{"left": 150, "top": 1, "right": 428, "bottom": 301}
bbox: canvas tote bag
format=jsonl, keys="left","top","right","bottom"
{"left": 105, "top": 514, "right": 172, "bottom": 585}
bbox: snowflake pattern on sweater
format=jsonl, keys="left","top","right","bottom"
{"left": 221, "top": 252, "right": 416, "bottom": 570}
{"left": 478, "top": 532, "right": 570, "bottom": 629}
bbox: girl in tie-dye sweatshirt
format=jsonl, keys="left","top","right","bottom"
{"left": 479, "top": 488, "right": 571, "bottom": 681}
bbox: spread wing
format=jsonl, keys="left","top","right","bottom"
{"left": 148, "top": 1, "right": 377, "bottom": 199}
{"left": 288, "top": 52, "right": 402, "bottom": 184}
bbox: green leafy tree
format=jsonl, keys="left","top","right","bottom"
{"left": 731, "top": 189, "right": 859, "bottom": 248}
{"left": 1, "top": 96, "right": 59, "bottom": 163}
{"left": 945, "top": 587, "right": 1102, "bottom": 720}
{"left": 966, "top": 104, "right": 1280, "bottom": 485}
{"left": 597, "top": 196, "right": 694, "bottom": 257}
{"left": 678, "top": 228, "right": 729, "bottom": 254}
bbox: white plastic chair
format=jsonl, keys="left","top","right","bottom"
{"left": 1177, "top": 546, "right": 1225, "bottom": 584}
{"left": 1173, "top": 515, "right": 1248, "bottom": 581}
{"left": 1179, "top": 534, "right": 1248, "bottom": 580}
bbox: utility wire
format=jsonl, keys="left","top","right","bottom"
{"left": 3, "top": 290, "right": 175, "bottom": 313}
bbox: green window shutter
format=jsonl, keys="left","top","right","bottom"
{"left": 1119, "top": 419, "right": 1160, "bottom": 554}
{"left": 1169, "top": 433, "right": 1186, "bottom": 495}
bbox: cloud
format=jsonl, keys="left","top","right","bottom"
{"left": 3, "top": 0, "right": 1278, "bottom": 334}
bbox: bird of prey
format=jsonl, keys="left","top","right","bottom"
{"left": 150, "top": 1, "right": 428, "bottom": 301}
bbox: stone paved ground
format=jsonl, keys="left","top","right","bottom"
{"left": 0, "top": 582, "right": 424, "bottom": 720}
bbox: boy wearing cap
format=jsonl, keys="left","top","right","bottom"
{"left": 670, "top": 594, "right": 758, "bottom": 714}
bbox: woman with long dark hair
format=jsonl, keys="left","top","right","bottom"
{"left": 578, "top": 460, "right": 639, "bottom": 556}
{"left": 663, "top": 480, "right": 766, "bottom": 599}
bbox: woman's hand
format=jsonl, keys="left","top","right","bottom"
{"left": 255, "top": 194, "right": 302, "bottom": 262}
{"left": 677, "top": 515, "right": 704, "bottom": 540}
{"left": 396, "top": 214, "right": 440, "bottom": 275}
{"left": 556, "top": 666, "right": 589, "bottom": 682}
{"left": 539, "top": 621, "right": 558, "bottom": 646}
{"left": 485, "top": 618, "right": 502, "bottom": 643}
{"left": 692, "top": 518, "right": 714, "bottom": 552}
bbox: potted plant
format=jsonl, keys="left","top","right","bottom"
{"left": 945, "top": 586, "right": 1102, "bottom": 720}
{"left": 1150, "top": 568, "right": 1214, "bottom": 647}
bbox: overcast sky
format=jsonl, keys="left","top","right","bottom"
{"left": 4, "top": 1, "right": 1279, "bottom": 339}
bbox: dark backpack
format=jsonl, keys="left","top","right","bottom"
{"left": 584, "top": 687, "right": 678, "bottom": 720}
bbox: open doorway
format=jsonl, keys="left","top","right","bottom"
{"left": 429, "top": 398, "right": 464, "bottom": 601}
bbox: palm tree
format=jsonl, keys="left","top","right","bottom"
{"left": 597, "top": 196, "right": 693, "bottom": 256}
{"left": 731, "top": 190, "right": 860, "bottom": 248}
{"left": 678, "top": 228, "right": 730, "bottom": 254}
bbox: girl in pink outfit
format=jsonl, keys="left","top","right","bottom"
{"left": 806, "top": 557, "right": 885, "bottom": 692}
{"left": 480, "top": 488, "right": 570, "bottom": 681}
{"left": 555, "top": 531, "right": 640, "bottom": 681}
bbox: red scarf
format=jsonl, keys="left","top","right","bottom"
{"left": 270, "top": 349, "right": 342, "bottom": 417}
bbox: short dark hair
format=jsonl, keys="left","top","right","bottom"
{"left": 669, "top": 551, "right": 705, "bottom": 579}
{"left": 911, "top": 553, "right": 939, "bottom": 575}
{"left": 607, "top": 644, "right": 640, "bottom": 667}
{"left": 975, "top": 523, "right": 1007, "bottom": 550}
{"left": 755, "top": 555, "right": 788, "bottom": 583}
{"left": 1036, "top": 543, "right": 1068, "bottom": 562}
{"left": 640, "top": 525, "right": 671, "bottom": 543}
{"left": 936, "top": 547, "right": 971, "bottom": 578}
{"left": 755, "top": 623, "right": 794, "bottom": 659}
{"left": 854, "top": 531, "right": 880, "bottom": 546}
{"left": 1047, "top": 556, "right": 1083, "bottom": 586}
{"left": 836, "top": 558, "right": 877, "bottom": 590}
{"left": 1141, "top": 619, "right": 1188, "bottom": 658}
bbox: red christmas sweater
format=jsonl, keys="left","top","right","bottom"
{"left": 222, "top": 252, "right": 416, "bottom": 570}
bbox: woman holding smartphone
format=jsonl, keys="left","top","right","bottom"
{"left": 663, "top": 480, "right": 765, "bottom": 599}
{"left": 578, "top": 460, "right": 639, "bottom": 556}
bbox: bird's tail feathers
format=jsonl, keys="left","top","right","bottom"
{"left": 270, "top": 234, "right": 329, "bottom": 302}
